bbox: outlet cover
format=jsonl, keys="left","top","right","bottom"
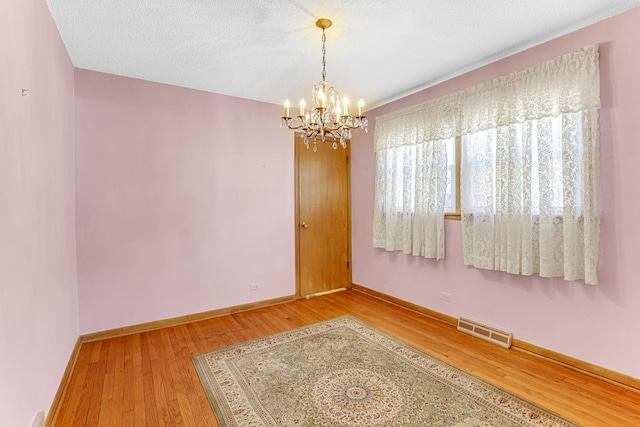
{"left": 440, "top": 292, "right": 452, "bottom": 302}
{"left": 249, "top": 283, "right": 260, "bottom": 291}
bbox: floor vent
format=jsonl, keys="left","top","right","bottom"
{"left": 457, "top": 317, "right": 512, "bottom": 349}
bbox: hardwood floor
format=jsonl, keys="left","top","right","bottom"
{"left": 55, "top": 289, "right": 640, "bottom": 426}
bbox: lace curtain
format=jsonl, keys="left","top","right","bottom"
{"left": 374, "top": 88, "right": 455, "bottom": 259}
{"left": 374, "top": 88, "right": 462, "bottom": 259}
{"left": 373, "top": 141, "right": 447, "bottom": 259}
{"left": 374, "top": 45, "right": 600, "bottom": 282}
{"left": 460, "top": 46, "right": 601, "bottom": 284}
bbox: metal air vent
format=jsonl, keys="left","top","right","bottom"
{"left": 457, "top": 317, "right": 512, "bottom": 349}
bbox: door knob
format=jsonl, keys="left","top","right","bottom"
{"left": 301, "top": 222, "right": 308, "bottom": 229}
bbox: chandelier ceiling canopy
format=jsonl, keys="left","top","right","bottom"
{"left": 280, "top": 18, "right": 368, "bottom": 151}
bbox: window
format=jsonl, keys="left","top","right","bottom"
{"left": 444, "top": 137, "right": 460, "bottom": 218}
{"left": 374, "top": 45, "right": 600, "bottom": 283}
{"left": 460, "top": 109, "right": 600, "bottom": 284}
{"left": 373, "top": 138, "right": 448, "bottom": 260}
{"left": 461, "top": 116, "right": 566, "bottom": 217}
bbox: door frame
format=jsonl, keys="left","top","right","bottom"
{"left": 294, "top": 133, "right": 352, "bottom": 299}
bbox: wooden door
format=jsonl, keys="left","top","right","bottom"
{"left": 296, "top": 134, "right": 351, "bottom": 298}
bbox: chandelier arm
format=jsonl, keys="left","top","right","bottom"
{"left": 342, "top": 122, "right": 361, "bottom": 129}
{"left": 281, "top": 117, "right": 304, "bottom": 130}
{"left": 286, "top": 123, "right": 305, "bottom": 130}
{"left": 321, "top": 124, "right": 344, "bottom": 132}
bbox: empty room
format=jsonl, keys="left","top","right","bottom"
{"left": 3, "top": 1, "right": 640, "bottom": 426}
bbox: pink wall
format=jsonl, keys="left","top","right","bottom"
{"left": 352, "top": 6, "right": 640, "bottom": 379}
{"left": 0, "top": 0, "right": 79, "bottom": 425}
{"left": 74, "top": 71, "right": 295, "bottom": 334}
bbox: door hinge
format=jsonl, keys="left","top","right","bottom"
{"left": 347, "top": 261, "right": 350, "bottom": 269}
{"left": 346, "top": 155, "right": 349, "bottom": 164}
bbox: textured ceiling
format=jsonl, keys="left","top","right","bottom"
{"left": 46, "top": 0, "right": 640, "bottom": 109}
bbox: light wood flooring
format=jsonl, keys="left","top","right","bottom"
{"left": 54, "top": 289, "right": 640, "bottom": 426}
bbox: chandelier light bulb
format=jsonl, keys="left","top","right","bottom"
{"left": 284, "top": 99, "right": 290, "bottom": 118}
{"left": 318, "top": 90, "right": 326, "bottom": 108}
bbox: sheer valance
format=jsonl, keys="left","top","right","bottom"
{"left": 375, "top": 45, "right": 600, "bottom": 151}
{"left": 375, "top": 93, "right": 462, "bottom": 151}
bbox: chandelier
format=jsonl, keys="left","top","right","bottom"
{"left": 280, "top": 18, "right": 368, "bottom": 151}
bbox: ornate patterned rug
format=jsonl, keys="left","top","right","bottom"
{"left": 192, "top": 315, "right": 576, "bottom": 426}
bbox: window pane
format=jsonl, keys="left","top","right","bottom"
{"left": 444, "top": 137, "right": 457, "bottom": 213}
{"left": 461, "top": 115, "right": 575, "bottom": 217}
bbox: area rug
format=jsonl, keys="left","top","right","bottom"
{"left": 192, "top": 315, "right": 576, "bottom": 426}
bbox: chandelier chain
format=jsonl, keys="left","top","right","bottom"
{"left": 321, "top": 28, "right": 327, "bottom": 82}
